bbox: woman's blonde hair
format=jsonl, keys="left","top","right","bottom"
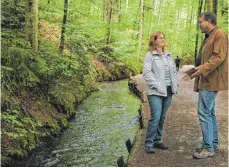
{"left": 148, "top": 31, "right": 165, "bottom": 52}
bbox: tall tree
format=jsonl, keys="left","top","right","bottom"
{"left": 119, "top": 0, "right": 122, "bottom": 21}
{"left": 138, "top": 0, "right": 144, "bottom": 58}
{"left": 175, "top": 2, "right": 181, "bottom": 40}
{"left": 194, "top": 0, "right": 204, "bottom": 64}
{"left": 104, "top": 0, "right": 112, "bottom": 21}
{"left": 104, "top": 0, "right": 112, "bottom": 44}
{"left": 125, "top": 0, "right": 129, "bottom": 13}
{"left": 212, "top": 0, "right": 218, "bottom": 15}
{"left": 206, "top": 0, "right": 211, "bottom": 11}
{"left": 220, "top": 0, "right": 226, "bottom": 16}
{"left": 132, "top": 1, "right": 140, "bottom": 39}
{"left": 25, "top": 0, "right": 39, "bottom": 52}
{"left": 147, "top": 0, "right": 155, "bottom": 37}
{"left": 59, "top": 0, "right": 69, "bottom": 54}
{"left": 157, "top": 0, "right": 163, "bottom": 24}
{"left": 112, "top": 0, "right": 119, "bottom": 22}
{"left": 189, "top": 7, "right": 194, "bottom": 24}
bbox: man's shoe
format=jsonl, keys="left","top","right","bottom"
{"left": 214, "top": 146, "right": 219, "bottom": 152}
{"left": 192, "top": 149, "right": 214, "bottom": 159}
{"left": 195, "top": 146, "right": 204, "bottom": 153}
{"left": 153, "top": 143, "right": 168, "bottom": 149}
{"left": 195, "top": 146, "right": 219, "bottom": 153}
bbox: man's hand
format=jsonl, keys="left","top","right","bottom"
{"left": 182, "top": 66, "right": 202, "bottom": 81}
{"left": 182, "top": 73, "right": 192, "bottom": 81}
{"left": 191, "top": 70, "right": 201, "bottom": 78}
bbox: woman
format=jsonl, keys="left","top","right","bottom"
{"left": 143, "top": 31, "right": 178, "bottom": 153}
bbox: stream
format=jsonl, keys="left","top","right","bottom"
{"left": 13, "top": 80, "right": 140, "bottom": 167}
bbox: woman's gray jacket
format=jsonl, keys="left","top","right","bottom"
{"left": 143, "top": 51, "right": 178, "bottom": 97}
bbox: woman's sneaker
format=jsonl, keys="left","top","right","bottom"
{"left": 153, "top": 143, "right": 168, "bottom": 149}
{"left": 145, "top": 147, "right": 155, "bottom": 153}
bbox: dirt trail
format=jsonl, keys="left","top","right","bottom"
{"left": 129, "top": 66, "right": 228, "bottom": 167}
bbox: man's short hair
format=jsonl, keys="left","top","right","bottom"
{"left": 200, "top": 12, "right": 217, "bottom": 25}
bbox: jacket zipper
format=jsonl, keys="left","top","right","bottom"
{"left": 159, "top": 55, "right": 167, "bottom": 96}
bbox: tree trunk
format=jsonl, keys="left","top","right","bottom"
{"left": 104, "top": 0, "right": 112, "bottom": 21}
{"left": 125, "top": 0, "right": 128, "bottom": 12}
{"left": 105, "top": 13, "right": 112, "bottom": 45}
{"left": 138, "top": 0, "right": 144, "bottom": 58}
{"left": 186, "top": 2, "right": 194, "bottom": 53}
{"left": 125, "top": 0, "right": 128, "bottom": 21}
{"left": 176, "top": 3, "right": 181, "bottom": 39}
{"left": 212, "top": 0, "right": 217, "bottom": 15}
{"left": 25, "top": 0, "right": 38, "bottom": 52}
{"left": 186, "top": 6, "right": 190, "bottom": 26}
{"left": 203, "top": 0, "right": 206, "bottom": 11}
{"left": 104, "top": 0, "right": 112, "bottom": 44}
{"left": 194, "top": 0, "right": 204, "bottom": 65}
{"left": 48, "top": 0, "right": 50, "bottom": 4}
{"left": 132, "top": 0, "right": 140, "bottom": 39}
{"left": 206, "top": 0, "right": 211, "bottom": 11}
{"left": 112, "top": 0, "right": 119, "bottom": 22}
{"left": 103, "top": 0, "right": 106, "bottom": 20}
{"left": 148, "top": 0, "right": 155, "bottom": 37}
{"left": 189, "top": 7, "right": 194, "bottom": 24}
{"left": 157, "top": 0, "right": 163, "bottom": 24}
{"left": 119, "top": 0, "right": 122, "bottom": 21}
{"left": 59, "top": 0, "right": 69, "bottom": 54}
{"left": 220, "top": 0, "right": 226, "bottom": 16}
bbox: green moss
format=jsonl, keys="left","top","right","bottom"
{"left": 127, "top": 130, "right": 144, "bottom": 163}
{"left": 60, "top": 118, "right": 69, "bottom": 128}
{"left": 8, "top": 148, "right": 25, "bottom": 158}
{"left": 1, "top": 156, "right": 10, "bottom": 165}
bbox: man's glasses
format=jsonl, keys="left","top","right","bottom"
{"left": 199, "top": 20, "right": 205, "bottom": 24}
{"left": 199, "top": 20, "right": 209, "bottom": 24}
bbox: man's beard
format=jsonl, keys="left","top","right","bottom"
{"left": 200, "top": 28, "right": 207, "bottom": 33}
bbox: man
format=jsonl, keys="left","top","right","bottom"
{"left": 183, "top": 12, "right": 228, "bottom": 159}
{"left": 175, "top": 56, "right": 181, "bottom": 71}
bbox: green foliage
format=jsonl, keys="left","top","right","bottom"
{"left": 39, "top": 0, "right": 64, "bottom": 23}
{"left": 1, "top": 0, "right": 25, "bottom": 29}
{"left": 1, "top": 30, "right": 49, "bottom": 110}
{"left": 112, "top": 40, "right": 143, "bottom": 74}
{"left": 1, "top": 109, "right": 42, "bottom": 160}
{"left": 218, "top": 0, "right": 228, "bottom": 34}
{"left": 2, "top": 46, "right": 40, "bottom": 88}
{"left": 66, "top": 33, "right": 92, "bottom": 56}
{"left": 48, "top": 53, "right": 97, "bottom": 114}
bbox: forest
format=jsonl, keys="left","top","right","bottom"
{"left": 1, "top": 0, "right": 228, "bottom": 166}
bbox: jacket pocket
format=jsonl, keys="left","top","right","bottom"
{"left": 155, "top": 81, "right": 167, "bottom": 94}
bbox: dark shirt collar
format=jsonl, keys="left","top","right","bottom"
{"left": 205, "top": 33, "right": 210, "bottom": 39}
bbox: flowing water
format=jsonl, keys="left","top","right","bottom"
{"left": 14, "top": 80, "right": 140, "bottom": 167}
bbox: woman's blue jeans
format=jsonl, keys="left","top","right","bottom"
{"left": 198, "top": 90, "right": 218, "bottom": 152}
{"left": 145, "top": 87, "right": 173, "bottom": 150}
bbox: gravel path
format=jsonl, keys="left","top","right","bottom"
{"left": 129, "top": 66, "right": 228, "bottom": 167}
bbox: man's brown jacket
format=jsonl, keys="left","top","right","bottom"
{"left": 194, "top": 27, "right": 228, "bottom": 92}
